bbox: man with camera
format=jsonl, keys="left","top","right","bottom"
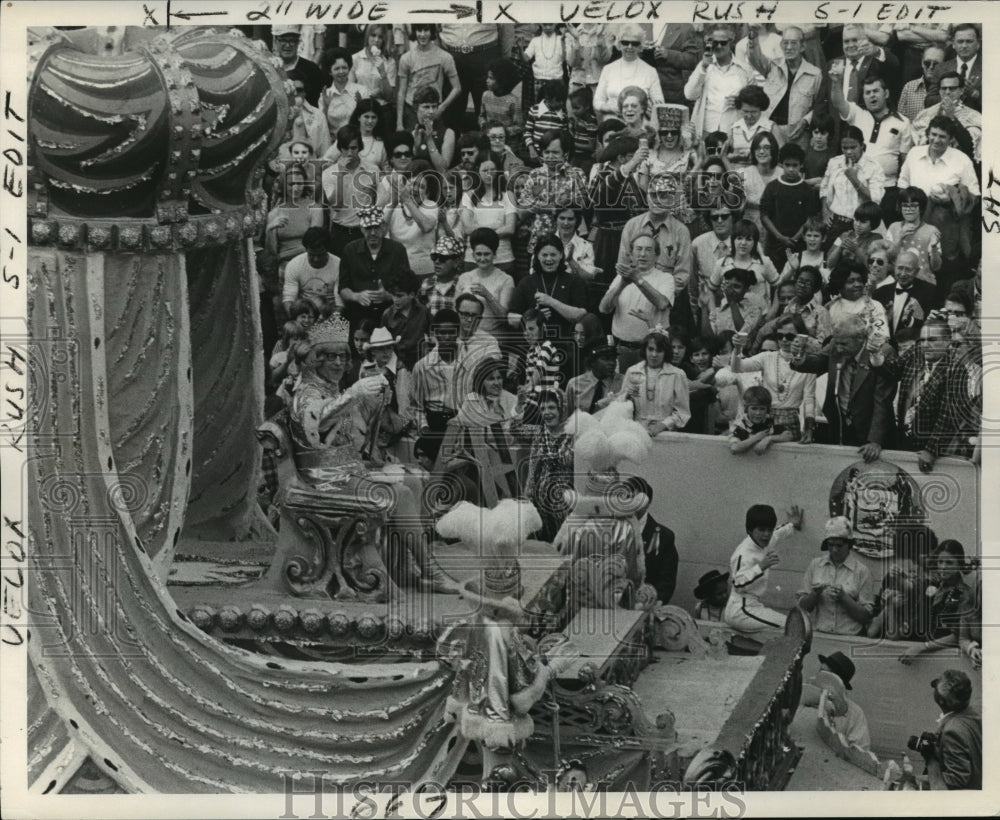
{"left": 910, "top": 669, "right": 981, "bottom": 789}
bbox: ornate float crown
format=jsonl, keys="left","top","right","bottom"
{"left": 308, "top": 314, "right": 350, "bottom": 346}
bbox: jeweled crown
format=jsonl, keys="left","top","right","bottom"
{"left": 308, "top": 314, "right": 350, "bottom": 346}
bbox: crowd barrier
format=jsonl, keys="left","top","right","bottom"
{"left": 614, "top": 434, "right": 979, "bottom": 614}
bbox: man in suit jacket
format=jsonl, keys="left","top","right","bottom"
{"left": 840, "top": 25, "right": 902, "bottom": 106}
{"left": 791, "top": 314, "right": 898, "bottom": 461}
{"left": 924, "top": 24, "right": 982, "bottom": 112}
{"left": 625, "top": 476, "right": 679, "bottom": 606}
{"left": 879, "top": 320, "right": 979, "bottom": 472}
{"left": 873, "top": 250, "right": 939, "bottom": 349}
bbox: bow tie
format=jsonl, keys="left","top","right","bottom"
{"left": 895, "top": 286, "right": 911, "bottom": 294}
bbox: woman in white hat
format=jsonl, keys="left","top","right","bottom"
{"left": 797, "top": 516, "right": 876, "bottom": 636}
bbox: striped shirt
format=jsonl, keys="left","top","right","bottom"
{"left": 524, "top": 101, "right": 569, "bottom": 153}
{"left": 409, "top": 348, "right": 458, "bottom": 430}
{"left": 525, "top": 340, "right": 560, "bottom": 390}
{"left": 569, "top": 112, "right": 599, "bottom": 163}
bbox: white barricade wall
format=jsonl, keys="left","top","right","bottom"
{"left": 612, "top": 435, "right": 979, "bottom": 615}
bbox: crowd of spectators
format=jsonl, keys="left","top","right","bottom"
{"left": 253, "top": 22, "right": 983, "bottom": 783}
{"left": 259, "top": 20, "right": 982, "bottom": 472}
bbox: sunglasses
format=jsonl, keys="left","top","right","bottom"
{"left": 868, "top": 257, "right": 887, "bottom": 264}
{"left": 620, "top": 40, "right": 641, "bottom": 47}
{"left": 393, "top": 150, "right": 413, "bottom": 158}
{"left": 712, "top": 40, "right": 731, "bottom": 47}
{"left": 777, "top": 333, "right": 798, "bottom": 341}
{"left": 660, "top": 130, "right": 680, "bottom": 137}
{"left": 711, "top": 213, "right": 730, "bottom": 221}
{"left": 939, "top": 85, "right": 962, "bottom": 92}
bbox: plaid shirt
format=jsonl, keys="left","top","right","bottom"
{"left": 420, "top": 275, "right": 458, "bottom": 317}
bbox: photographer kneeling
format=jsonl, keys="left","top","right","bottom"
{"left": 910, "top": 669, "right": 981, "bottom": 789}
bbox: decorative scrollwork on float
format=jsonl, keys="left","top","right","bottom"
{"left": 536, "top": 682, "right": 667, "bottom": 741}
{"left": 284, "top": 515, "right": 335, "bottom": 596}
{"left": 276, "top": 482, "right": 401, "bottom": 602}
{"left": 339, "top": 518, "right": 389, "bottom": 598}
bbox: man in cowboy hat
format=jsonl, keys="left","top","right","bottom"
{"left": 339, "top": 206, "right": 410, "bottom": 332}
{"left": 797, "top": 516, "right": 875, "bottom": 635}
{"left": 359, "top": 326, "right": 420, "bottom": 456}
{"left": 693, "top": 569, "right": 730, "bottom": 621}
{"left": 272, "top": 25, "right": 325, "bottom": 106}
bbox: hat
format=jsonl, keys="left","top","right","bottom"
{"left": 363, "top": 327, "right": 400, "bottom": 350}
{"left": 821, "top": 516, "right": 853, "bottom": 549}
{"left": 431, "top": 235, "right": 465, "bottom": 260}
{"left": 358, "top": 206, "right": 384, "bottom": 228}
{"left": 694, "top": 569, "right": 730, "bottom": 600}
{"left": 655, "top": 104, "right": 686, "bottom": 131}
{"left": 817, "top": 651, "right": 855, "bottom": 689}
{"left": 598, "top": 134, "right": 639, "bottom": 164}
{"left": 812, "top": 670, "right": 849, "bottom": 716}
{"left": 272, "top": 24, "right": 302, "bottom": 38}
{"left": 583, "top": 338, "right": 618, "bottom": 362}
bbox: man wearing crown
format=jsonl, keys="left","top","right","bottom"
{"left": 288, "top": 314, "right": 454, "bottom": 592}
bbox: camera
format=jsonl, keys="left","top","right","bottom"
{"left": 907, "top": 731, "right": 937, "bottom": 756}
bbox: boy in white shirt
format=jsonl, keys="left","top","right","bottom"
{"left": 724, "top": 503, "right": 803, "bottom": 632}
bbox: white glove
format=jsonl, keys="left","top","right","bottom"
{"left": 350, "top": 375, "right": 388, "bottom": 398}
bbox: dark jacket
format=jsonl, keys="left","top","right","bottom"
{"left": 792, "top": 347, "right": 897, "bottom": 449}
{"left": 936, "top": 707, "right": 982, "bottom": 789}
{"left": 873, "top": 279, "right": 939, "bottom": 346}
{"left": 641, "top": 514, "right": 679, "bottom": 606}
{"left": 339, "top": 237, "right": 411, "bottom": 328}
{"left": 925, "top": 57, "right": 983, "bottom": 112}
{"left": 653, "top": 25, "right": 703, "bottom": 106}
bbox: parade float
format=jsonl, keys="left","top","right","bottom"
{"left": 23, "top": 25, "right": 979, "bottom": 797}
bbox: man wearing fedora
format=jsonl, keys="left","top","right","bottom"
{"left": 693, "top": 569, "right": 729, "bottom": 621}
{"left": 797, "top": 516, "right": 875, "bottom": 635}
